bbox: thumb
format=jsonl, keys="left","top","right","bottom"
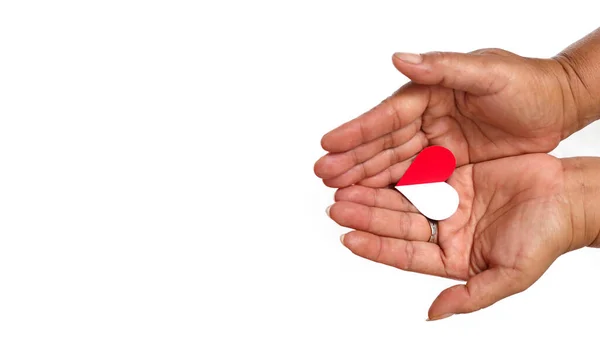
{"left": 392, "top": 51, "right": 511, "bottom": 95}
{"left": 427, "top": 267, "right": 530, "bottom": 321}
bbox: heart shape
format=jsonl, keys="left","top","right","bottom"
{"left": 395, "top": 146, "right": 459, "bottom": 220}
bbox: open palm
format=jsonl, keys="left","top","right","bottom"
{"left": 315, "top": 49, "right": 573, "bottom": 188}
{"left": 328, "top": 154, "right": 573, "bottom": 319}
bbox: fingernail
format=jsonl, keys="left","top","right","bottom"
{"left": 325, "top": 205, "right": 332, "bottom": 216}
{"left": 340, "top": 234, "right": 345, "bottom": 244}
{"left": 394, "top": 52, "right": 423, "bottom": 64}
{"left": 426, "top": 313, "right": 454, "bottom": 321}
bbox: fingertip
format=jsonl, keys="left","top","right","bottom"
{"left": 333, "top": 187, "right": 344, "bottom": 202}
{"left": 426, "top": 313, "right": 454, "bottom": 322}
{"left": 391, "top": 52, "right": 429, "bottom": 77}
{"left": 313, "top": 157, "right": 323, "bottom": 177}
{"left": 327, "top": 201, "right": 355, "bottom": 225}
{"left": 322, "top": 176, "right": 351, "bottom": 189}
{"left": 328, "top": 201, "right": 359, "bottom": 223}
{"left": 320, "top": 129, "right": 343, "bottom": 153}
{"left": 391, "top": 53, "right": 407, "bottom": 73}
{"left": 322, "top": 178, "right": 337, "bottom": 188}
{"left": 333, "top": 185, "right": 358, "bottom": 202}
{"left": 393, "top": 52, "right": 424, "bottom": 65}
{"left": 320, "top": 125, "right": 362, "bottom": 153}
{"left": 428, "top": 284, "right": 469, "bottom": 319}
{"left": 339, "top": 231, "right": 362, "bottom": 250}
{"left": 320, "top": 132, "right": 331, "bottom": 151}
{"left": 341, "top": 230, "right": 368, "bottom": 251}
{"left": 313, "top": 155, "right": 328, "bottom": 178}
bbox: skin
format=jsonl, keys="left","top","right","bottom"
{"left": 329, "top": 154, "right": 600, "bottom": 320}
{"left": 316, "top": 28, "right": 600, "bottom": 319}
{"left": 314, "top": 28, "right": 600, "bottom": 189}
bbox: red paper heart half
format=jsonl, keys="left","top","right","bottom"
{"left": 396, "top": 145, "right": 456, "bottom": 186}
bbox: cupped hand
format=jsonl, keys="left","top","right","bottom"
{"left": 314, "top": 49, "right": 576, "bottom": 188}
{"left": 327, "top": 154, "right": 573, "bottom": 319}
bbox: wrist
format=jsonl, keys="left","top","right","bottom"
{"left": 547, "top": 57, "right": 583, "bottom": 140}
{"left": 561, "top": 157, "right": 600, "bottom": 251}
{"left": 552, "top": 28, "right": 600, "bottom": 139}
{"left": 552, "top": 54, "right": 599, "bottom": 138}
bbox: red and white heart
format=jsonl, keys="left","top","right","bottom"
{"left": 395, "top": 146, "right": 459, "bottom": 221}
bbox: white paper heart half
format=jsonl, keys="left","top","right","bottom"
{"left": 395, "top": 182, "right": 459, "bottom": 221}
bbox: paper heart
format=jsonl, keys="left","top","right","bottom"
{"left": 395, "top": 146, "right": 459, "bottom": 221}
{"left": 395, "top": 183, "right": 459, "bottom": 220}
{"left": 396, "top": 145, "right": 456, "bottom": 186}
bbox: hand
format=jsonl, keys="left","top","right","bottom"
{"left": 314, "top": 49, "right": 577, "bottom": 188}
{"left": 327, "top": 154, "right": 574, "bottom": 319}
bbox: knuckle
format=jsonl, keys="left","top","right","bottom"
{"left": 372, "top": 236, "right": 384, "bottom": 262}
{"left": 396, "top": 212, "right": 410, "bottom": 237}
{"left": 366, "top": 207, "right": 375, "bottom": 232}
{"left": 382, "top": 132, "right": 394, "bottom": 149}
{"left": 400, "top": 242, "right": 414, "bottom": 270}
{"left": 372, "top": 188, "right": 380, "bottom": 208}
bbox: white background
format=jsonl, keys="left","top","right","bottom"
{"left": 1, "top": 1, "right": 600, "bottom": 336}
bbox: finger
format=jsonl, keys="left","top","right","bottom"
{"left": 391, "top": 51, "right": 511, "bottom": 95}
{"left": 341, "top": 231, "right": 446, "bottom": 277}
{"left": 427, "top": 268, "right": 529, "bottom": 321}
{"left": 314, "top": 119, "right": 421, "bottom": 179}
{"left": 357, "top": 158, "right": 414, "bottom": 188}
{"left": 334, "top": 185, "right": 419, "bottom": 213}
{"left": 320, "top": 83, "right": 429, "bottom": 153}
{"left": 322, "top": 133, "right": 427, "bottom": 188}
{"left": 329, "top": 201, "right": 430, "bottom": 241}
